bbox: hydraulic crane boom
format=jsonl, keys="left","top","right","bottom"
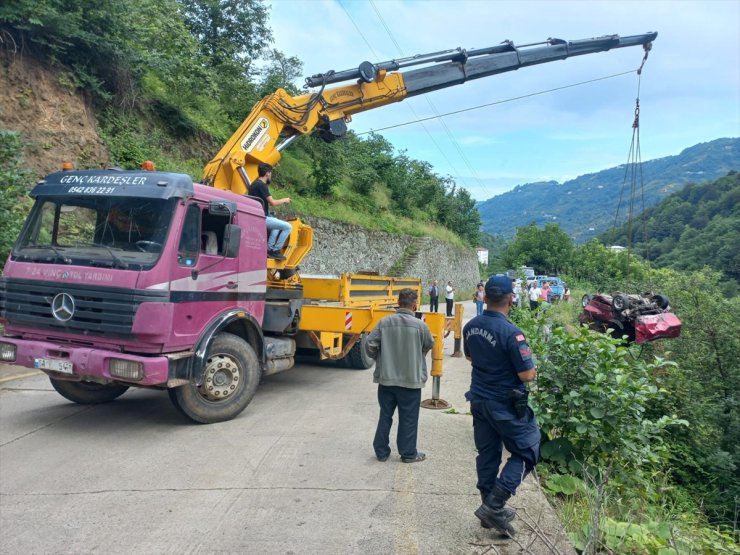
{"left": 203, "top": 32, "right": 657, "bottom": 194}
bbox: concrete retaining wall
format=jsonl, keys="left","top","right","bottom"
{"left": 300, "top": 217, "right": 481, "bottom": 297}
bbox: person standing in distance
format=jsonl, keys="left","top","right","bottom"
{"left": 463, "top": 275, "right": 540, "bottom": 537}
{"left": 528, "top": 281, "right": 541, "bottom": 311}
{"left": 512, "top": 278, "right": 522, "bottom": 308}
{"left": 366, "top": 288, "right": 434, "bottom": 463}
{"left": 429, "top": 280, "right": 440, "bottom": 313}
{"left": 248, "top": 163, "right": 292, "bottom": 260}
{"left": 474, "top": 283, "right": 486, "bottom": 316}
{"left": 445, "top": 281, "right": 456, "bottom": 317}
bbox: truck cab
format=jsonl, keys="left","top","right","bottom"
{"left": 0, "top": 170, "right": 271, "bottom": 422}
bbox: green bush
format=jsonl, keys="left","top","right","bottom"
{"left": 514, "top": 267, "right": 739, "bottom": 547}
{"left": 521, "top": 320, "right": 686, "bottom": 477}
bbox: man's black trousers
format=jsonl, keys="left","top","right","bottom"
{"left": 430, "top": 296, "right": 439, "bottom": 312}
{"left": 446, "top": 298, "right": 454, "bottom": 317}
{"left": 374, "top": 384, "right": 422, "bottom": 460}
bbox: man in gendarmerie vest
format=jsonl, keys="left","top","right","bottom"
{"left": 463, "top": 275, "right": 540, "bottom": 537}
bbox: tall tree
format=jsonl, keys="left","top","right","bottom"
{"left": 502, "top": 223, "right": 573, "bottom": 275}
{"left": 258, "top": 48, "right": 303, "bottom": 96}
{"left": 178, "top": 0, "right": 271, "bottom": 71}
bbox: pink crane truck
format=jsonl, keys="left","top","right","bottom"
{"left": 0, "top": 169, "right": 430, "bottom": 423}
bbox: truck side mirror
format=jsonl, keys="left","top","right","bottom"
{"left": 224, "top": 224, "right": 241, "bottom": 257}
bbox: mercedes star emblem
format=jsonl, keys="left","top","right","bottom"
{"left": 51, "top": 292, "right": 75, "bottom": 322}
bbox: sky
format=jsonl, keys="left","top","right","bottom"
{"left": 266, "top": 0, "right": 740, "bottom": 201}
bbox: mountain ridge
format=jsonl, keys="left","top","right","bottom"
{"left": 477, "top": 137, "right": 740, "bottom": 242}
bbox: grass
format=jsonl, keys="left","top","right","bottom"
{"left": 270, "top": 181, "right": 467, "bottom": 246}
{"left": 542, "top": 473, "right": 739, "bottom": 553}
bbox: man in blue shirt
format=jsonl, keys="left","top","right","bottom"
{"left": 463, "top": 275, "right": 540, "bottom": 537}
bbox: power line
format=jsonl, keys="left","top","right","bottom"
{"left": 337, "top": 0, "right": 476, "bottom": 192}
{"left": 367, "top": 0, "right": 492, "bottom": 198}
{"left": 357, "top": 69, "right": 638, "bottom": 134}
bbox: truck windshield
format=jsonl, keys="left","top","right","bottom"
{"left": 12, "top": 196, "right": 177, "bottom": 270}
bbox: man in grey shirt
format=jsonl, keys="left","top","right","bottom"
{"left": 366, "top": 288, "right": 434, "bottom": 463}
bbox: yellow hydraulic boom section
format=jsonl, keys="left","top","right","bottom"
{"left": 302, "top": 273, "right": 421, "bottom": 308}
{"left": 203, "top": 73, "right": 407, "bottom": 195}
{"left": 299, "top": 305, "right": 447, "bottom": 379}
{"left": 203, "top": 32, "right": 657, "bottom": 194}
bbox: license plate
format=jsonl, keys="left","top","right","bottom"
{"left": 34, "top": 358, "right": 74, "bottom": 374}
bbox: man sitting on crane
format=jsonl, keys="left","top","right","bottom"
{"left": 248, "top": 163, "right": 292, "bottom": 261}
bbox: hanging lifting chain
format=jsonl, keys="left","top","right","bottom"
{"left": 632, "top": 99, "right": 640, "bottom": 130}
{"left": 637, "top": 42, "right": 652, "bottom": 76}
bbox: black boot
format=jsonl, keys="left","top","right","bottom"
{"left": 479, "top": 492, "right": 515, "bottom": 528}
{"left": 475, "top": 486, "right": 516, "bottom": 536}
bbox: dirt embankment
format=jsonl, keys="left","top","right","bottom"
{"left": 0, "top": 48, "right": 110, "bottom": 178}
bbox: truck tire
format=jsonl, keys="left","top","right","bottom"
{"left": 50, "top": 378, "right": 129, "bottom": 404}
{"left": 347, "top": 333, "right": 374, "bottom": 370}
{"left": 168, "top": 332, "right": 260, "bottom": 424}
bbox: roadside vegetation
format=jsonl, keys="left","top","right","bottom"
{"left": 497, "top": 229, "right": 739, "bottom": 553}
{"left": 0, "top": 0, "right": 480, "bottom": 256}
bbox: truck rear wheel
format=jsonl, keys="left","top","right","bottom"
{"left": 168, "top": 332, "right": 260, "bottom": 423}
{"left": 347, "top": 333, "right": 374, "bottom": 370}
{"left": 50, "top": 378, "right": 129, "bottom": 404}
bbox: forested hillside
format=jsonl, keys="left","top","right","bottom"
{"left": 477, "top": 137, "right": 740, "bottom": 242}
{"left": 604, "top": 171, "right": 739, "bottom": 282}
{"left": 0, "top": 0, "right": 479, "bottom": 247}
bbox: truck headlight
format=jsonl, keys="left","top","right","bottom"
{"left": 0, "top": 342, "right": 16, "bottom": 362}
{"left": 109, "top": 358, "right": 143, "bottom": 381}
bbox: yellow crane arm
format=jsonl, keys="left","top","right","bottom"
{"left": 202, "top": 71, "right": 407, "bottom": 194}
{"left": 203, "top": 32, "right": 658, "bottom": 194}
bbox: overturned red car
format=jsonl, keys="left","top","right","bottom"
{"left": 579, "top": 292, "right": 682, "bottom": 344}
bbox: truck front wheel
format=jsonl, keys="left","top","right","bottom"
{"left": 168, "top": 332, "right": 260, "bottom": 423}
{"left": 50, "top": 378, "right": 129, "bottom": 404}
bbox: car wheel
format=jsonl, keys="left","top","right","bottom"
{"left": 581, "top": 294, "right": 592, "bottom": 308}
{"left": 652, "top": 294, "right": 670, "bottom": 309}
{"left": 613, "top": 294, "right": 629, "bottom": 311}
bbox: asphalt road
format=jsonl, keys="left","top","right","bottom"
{"left": 0, "top": 301, "right": 575, "bottom": 555}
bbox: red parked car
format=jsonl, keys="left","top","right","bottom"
{"left": 578, "top": 292, "right": 682, "bottom": 344}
